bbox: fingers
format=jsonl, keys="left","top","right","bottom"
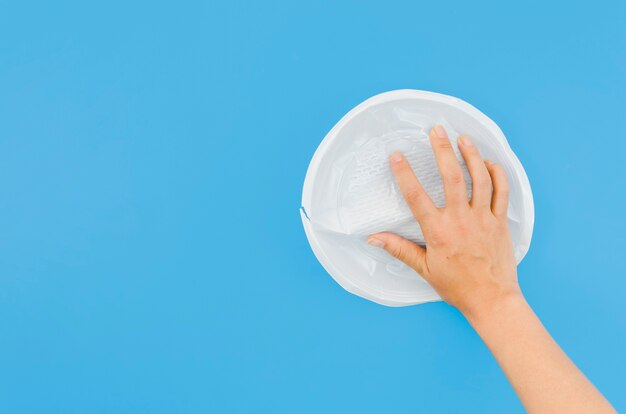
{"left": 485, "top": 161, "right": 509, "bottom": 218}
{"left": 429, "top": 125, "right": 468, "bottom": 207}
{"left": 457, "top": 135, "right": 492, "bottom": 209}
{"left": 367, "top": 233, "right": 428, "bottom": 277}
{"left": 389, "top": 152, "right": 437, "bottom": 222}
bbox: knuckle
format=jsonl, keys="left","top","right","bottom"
{"left": 394, "top": 163, "right": 415, "bottom": 178}
{"left": 473, "top": 175, "right": 490, "bottom": 188}
{"left": 394, "top": 159, "right": 409, "bottom": 170}
{"left": 435, "top": 140, "right": 453, "bottom": 151}
{"left": 387, "top": 243, "right": 400, "bottom": 257}
{"left": 488, "top": 164, "right": 501, "bottom": 175}
{"left": 391, "top": 243, "right": 410, "bottom": 261}
{"left": 447, "top": 172, "right": 464, "bottom": 185}
{"left": 395, "top": 245, "right": 409, "bottom": 260}
{"left": 452, "top": 216, "right": 472, "bottom": 235}
{"left": 391, "top": 163, "right": 406, "bottom": 176}
{"left": 404, "top": 187, "right": 422, "bottom": 203}
{"left": 494, "top": 166, "right": 509, "bottom": 180}
{"left": 426, "top": 229, "right": 447, "bottom": 247}
{"left": 464, "top": 144, "right": 479, "bottom": 155}
{"left": 478, "top": 211, "right": 495, "bottom": 226}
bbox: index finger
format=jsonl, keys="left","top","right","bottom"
{"left": 429, "top": 125, "right": 469, "bottom": 208}
{"left": 389, "top": 152, "right": 437, "bottom": 222}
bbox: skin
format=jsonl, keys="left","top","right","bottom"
{"left": 367, "top": 125, "right": 615, "bottom": 414}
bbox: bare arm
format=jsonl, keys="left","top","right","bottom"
{"left": 367, "top": 125, "right": 615, "bottom": 413}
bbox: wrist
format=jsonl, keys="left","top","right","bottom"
{"left": 461, "top": 288, "right": 527, "bottom": 329}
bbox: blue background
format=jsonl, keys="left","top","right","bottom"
{"left": 1, "top": 0, "right": 624, "bottom": 412}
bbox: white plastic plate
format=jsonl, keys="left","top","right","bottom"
{"left": 301, "top": 90, "right": 534, "bottom": 306}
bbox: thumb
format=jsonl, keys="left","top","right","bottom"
{"left": 367, "top": 232, "right": 428, "bottom": 277}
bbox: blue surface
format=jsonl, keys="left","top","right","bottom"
{"left": 1, "top": 0, "right": 625, "bottom": 412}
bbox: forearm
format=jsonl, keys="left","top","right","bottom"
{"left": 465, "top": 293, "right": 615, "bottom": 414}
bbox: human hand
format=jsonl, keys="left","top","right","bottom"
{"left": 367, "top": 125, "right": 521, "bottom": 316}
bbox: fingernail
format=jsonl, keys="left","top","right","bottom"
{"left": 484, "top": 159, "right": 491, "bottom": 166}
{"left": 389, "top": 152, "right": 404, "bottom": 163}
{"left": 367, "top": 237, "right": 385, "bottom": 248}
{"left": 434, "top": 125, "right": 447, "bottom": 138}
{"left": 459, "top": 135, "right": 473, "bottom": 147}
